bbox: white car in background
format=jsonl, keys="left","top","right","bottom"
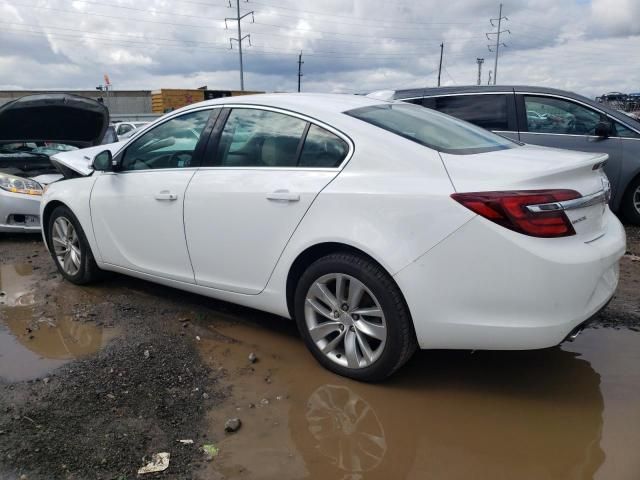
{"left": 0, "top": 94, "right": 108, "bottom": 233}
{"left": 113, "top": 121, "right": 150, "bottom": 138}
{"left": 41, "top": 94, "right": 625, "bottom": 380}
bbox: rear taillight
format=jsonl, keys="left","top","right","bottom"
{"left": 451, "top": 190, "right": 581, "bottom": 238}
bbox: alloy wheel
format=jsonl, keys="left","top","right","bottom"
{"left": 304, "top": 273, "right": 387, "bottom": 369}
{"left": 634, "top": 185, "right": 640, "bottom": 215}
{"left": 52, "top": 217, "right": 82, "bottom": 276}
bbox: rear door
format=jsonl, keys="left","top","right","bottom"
{"left": 184, "top": 106, "right": 352, "bottom": 294}
{"left": 516, "top": 94, "right": 622, "bottom": 199}
{"left": 411, "top": 92, "right": 520, "bottom": 141}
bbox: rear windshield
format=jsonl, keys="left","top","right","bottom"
{"left": 345, "top": 103, "right": 517, "bottom": 154}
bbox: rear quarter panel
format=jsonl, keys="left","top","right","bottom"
{"left": 264, "top": 122, "right": 475, "bottom": 303}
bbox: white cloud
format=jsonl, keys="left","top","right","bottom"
{"left": 0, "top": 0, "right": 636, "bottom": 98}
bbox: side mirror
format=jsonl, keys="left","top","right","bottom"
{"left": 92, "top": 150, "right": 113, "bottom": 172}
{"left": 595, "top": 121, "right": 612, "bottom": 139}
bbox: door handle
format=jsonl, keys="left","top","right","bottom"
{"left": 266, "top": 190, "right": 300, "bottom": 202}
{"left": 155, "top": 191, "right": 178, "bottom": 201}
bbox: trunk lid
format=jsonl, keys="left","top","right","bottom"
{"left": 441, "top": 144, "right": 611, "bottom": 241}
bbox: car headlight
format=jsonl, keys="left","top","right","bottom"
{"left": 0, "top": 173, "right": 43, "bottom": 196}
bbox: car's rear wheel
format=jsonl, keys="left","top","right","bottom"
{"left": 47, "top": 205, "right": 102, "bottom": 284}
{"left": 294, "top": 252, "right": 417, "bottom": 382}
{"left": 622, "top": 176, "right": 640, "bottom": 225}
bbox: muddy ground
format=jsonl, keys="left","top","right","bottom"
{"left": 0, "top": 226, "right": 638, "bottom": 480}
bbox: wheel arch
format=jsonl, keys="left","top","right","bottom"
{"left": 285, "top": 242, "right": 410, "bottom": 322}
{"left": 41, "top": 200, "right": 68, "bottom": 251}
{"left": 619, "top": 168, "right": 640, "bottom": 220}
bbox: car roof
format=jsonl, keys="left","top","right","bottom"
{"left": 171, "top": 93, "right": 389, "bottom": 118}
{"left": 388, "top": 85, "right": 598, "bottom": 100}
{"left": 388, "top": 85, "right": 640, "bottom": 130}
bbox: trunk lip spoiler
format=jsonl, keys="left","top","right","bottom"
{"left": 526, "top": 184, "right": 611, "bottom": 213}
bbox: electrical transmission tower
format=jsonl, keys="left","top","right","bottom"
{"left": 486, "top": 3, "right": 509, "bottom": 85}
{"left": 297, "top": 51, "right": 304, "bottom": 92}
{"left": 476, "top": 58, "right": 484, "bottom": 85}
{"left": 226, "top": 0, "right": 254, "bottom": 91}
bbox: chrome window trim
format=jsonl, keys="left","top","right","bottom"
{"left": 520, "top": 131, "right": 604, "bottom": 139}
{"left": 526, "top": 189, "right": 610, "bottom": 213}
{"left": 210, "top": 103, "right": 355, "bottom": 171}
{"left": 400, "top": 92, "right": 513, "bottom": 101}
{"left": 121, "top": 105, "right": 222, "bottom": 146}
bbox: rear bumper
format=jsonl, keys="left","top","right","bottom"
{"left": 395, "top": 210, "right": 625, "bottom": 350}
{"left": 0, "top": 190, "right": 42, "bottom": 233}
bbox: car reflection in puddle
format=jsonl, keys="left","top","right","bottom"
{"left": 0, "top": 263, "right": 119, "bottom": 382}
{"left": 305, "top": 384, "right": 387, "bottom": 477}
{"left": 197, "top": 318, "right": 640, "bottom": 480}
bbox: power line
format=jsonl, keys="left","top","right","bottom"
{"left": 249, "top": 1, "right": 476, "bottom": 26}
{"left": 252, "top": 21, "right": 485, "bottom": 42}
{"left": 0, "top": 24, "right": 470, "bottom": 61}
{"left": 0, "top": 18, "right": 479, "bottom": 60}
{"left": 39, "top": 0, "right": 221, "bottom": 20}
{"left": 486, "top": 3, "right": 510, "bottom": 85}
{"left": 9, "top": 1, "right": 214, "bottom": 29}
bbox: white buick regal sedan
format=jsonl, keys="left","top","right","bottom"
{"left": 41, "top": 93, "right": 626, "bottom": 381}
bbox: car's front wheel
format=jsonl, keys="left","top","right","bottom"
{"left": 294, "top": 252, "right": 417, "bottom": 382}
{"left": 622, "top": 176, "right": 640, "bottom": 225}
{"left": 47, "top": 205, "right": 102, "bottom": 284}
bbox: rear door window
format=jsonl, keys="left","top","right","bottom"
{"left": 299, "top": 125, "right": 349, "bottom": 168}
{"left": 216, "top": 109, "right": 307, "bottom": 167}
{"left": 421, "top": 94, "right": 511, "bottom": 130}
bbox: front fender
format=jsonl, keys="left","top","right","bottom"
{"left": 40, "top": 176, "right": 100, "bottom": 260}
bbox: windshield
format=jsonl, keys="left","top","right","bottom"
{"left": 346, "top": 103, "right": 517, "bottom": 154}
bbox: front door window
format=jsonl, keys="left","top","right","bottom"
{"left": 121, "top": 109, "right": 211, "bottom": 171}
{"left": 524, "top": 96, "right": 605, "bottom": 135}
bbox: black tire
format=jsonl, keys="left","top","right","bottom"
{"left": 294, "top": 252, "right": 417, "bottom": 382}
{"left": 622, "top": 176, "right": 640, "bottom": 225}
{"left": 47, "top": 205, "right": 103, "bottom": 285}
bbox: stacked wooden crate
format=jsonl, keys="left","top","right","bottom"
{"left": 152, "top": 89, "right": 265, "bottom": 113}
{"left": 151, "top": 89, "right": 205, "bottom": 114}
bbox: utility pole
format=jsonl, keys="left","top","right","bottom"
{"left": 486, "top": 3, "right": 509, "bottom": 85}
{"left": 476, "top": 58, "right": 484, "bottom": 85}
{"left": 297, "top": 51, "right": 304, "bottom": 92}
{"left": 225, "top": 0, "right": 254, "bottom": 91}
{"left": 437, "top": 42, "right": 444, "bottom": 87}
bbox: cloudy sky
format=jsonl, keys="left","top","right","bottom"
{"left": 0, "top": 0, "right": 638, "bottom": 98}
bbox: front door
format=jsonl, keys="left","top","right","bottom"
{"left": 184, "top": 107, "right": 351, "bottom": 294}
{"left": 90, "top": 108, "right": 213, "bottom": 283}
{"left": 517, "top": 94, "right": 623, "bottom": 198}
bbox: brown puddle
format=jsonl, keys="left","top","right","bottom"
{"left": 195, "top": 316, "right": 640, "bottom": 480}
{"left": 0, "top": 263, "right": 119, "bottom": 383}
